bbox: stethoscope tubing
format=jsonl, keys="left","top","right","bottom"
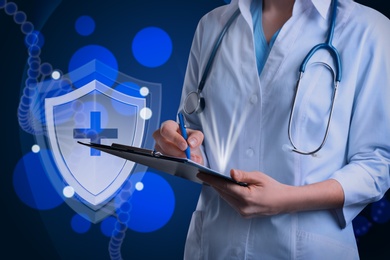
{"left": 185, "top": 0, "right": 342, "bottom": 156}
{"left": 299, "top": 0, "right": 341, "bottom": 82}
{"left": 289, "top": 0, "right": 341, "bottom": 155}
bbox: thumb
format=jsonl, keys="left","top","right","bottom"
{"left": 230, "top": 169, "right": 260, "bottom": 184}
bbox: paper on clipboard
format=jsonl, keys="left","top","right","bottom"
{"left": 77, "top": 141, "right": 246, "bottom": 186}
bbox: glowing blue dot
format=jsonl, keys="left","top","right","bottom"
{"left": 27, "top": 68, "right": 39, "bottom": 78}
{"left": 21, "top": 95, "right": 32, "bottom": 106}
{"left": 75, "top": 15, "right": 95, "bottom": 36}
{"left": 68, "top": 45, "right": 118, "bottom": 88}
{"left": 116, "top": 172, "right": 175, "bottom": 233}
{"left": 25, "top": 31, "right": 44, "bottom": 48}
{"left": 71, "top": 213, "right": 91, "bottom": 234}
{"left": 25, "top": 77, "right": 37, "bottom": 87}
{"left": 30, "top": 60, "right": 40, "bottom": 70}
{"left": 132, "top": 27, "right": 172, "bottom": 68}
{"left": 28, "top": 45, "right": 41, "bottom": 57}
{"left": 352, "top": 215, "right": 372, "bottom": 237}
{"left": 21, "top": 22, "right": 34, "bottom": 35}
{"left": 13, "top": 150, "right": 64, "bottom": 210}
{"left": 120, "top": 201, "right": 132, "bottom": 212}
{"left": 100, "top": 216, "right": 117, "bottom": 237}
{"left": 120, "top": 190, "right": 131, "bottom": 201}
{"left": 118, "top": 212, "right": 130, "bottom": 223}
{"left": 0, "top": 0, "right": 5, "bottom": 9}
{"left": 28, "top": 56, "right": 41, "bottom": 66}
{"left": 5, "top": 2, "right": 17, "bottom": 15}
{"left": 14, "top": 11, "right": 27, "bottom": 24}
{"left": 40, "top": 62, "right": 53, "bottom": 76}
{"left": 371, "top": 198, "right": 390, "bottom": 224}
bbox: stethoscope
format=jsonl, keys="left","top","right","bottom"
{"left": 184, "top": 0, "right": 341, "bottom": 156}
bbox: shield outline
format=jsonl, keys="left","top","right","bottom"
{"left": 37, "top": 60, "right": 162, "bottom": 222}
{"left": 45, "top": 79, "right": 146, "bottom": 206}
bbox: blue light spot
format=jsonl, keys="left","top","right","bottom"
{"left": 71, "top": 213, "right": 91, "bottom": 234}
{"left": 13, "top": 150, "right": 64, "bottom": 210}
{"left": 5, "top": 2, "right": 17, "bottom": 15}
{"left": 25, "top": 30, "right": 44, "bottom": 48}
{"left": 28, "top": 45, "right": 41, "bottom": 57}
{"left": 68, "top": 45, "right": 118, "bottom": 88}
{"left": 100, "top": 216, "right": 117, "bottom": 237}
{"left": 14, "top": 11, "right": 27, "bottom": 24}
{"left": 21, "top": 22, "right": 34, "bottom": 35}
{"left": 75, "top": 15, "right": 95, "bottom": 36}
{"left": 132, "top": 27, "right": 172, "bottom": 68}
{"left": 115, "top": 172, "right": 175, "bottom": 233}
{"left": 352, "top": 215, "right": 372, "bottom": 237}
{"left": 371, "top": 197, "right": 390, "bottom": 224}
{"left": 40, "top": 62, "right": 53, "bottom": 76}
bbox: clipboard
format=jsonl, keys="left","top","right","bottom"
{"left": 77, "top": 141, "right": 246, "bottom": 186}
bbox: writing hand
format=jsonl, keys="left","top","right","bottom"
{"left": 153, "top": 120, "right": 205, "bottom": 165}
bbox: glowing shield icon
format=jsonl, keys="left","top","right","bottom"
{"left": 44, "top": 61, "right": 161, "bottom": 213}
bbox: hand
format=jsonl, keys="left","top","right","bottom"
{"left": 197, "top": 169, "right": 291, "bottom": 217}
{"left": 153, "top": 120, "right": 205, "bottom": 165}
{"left": 197, "top": 169, "right": 345, "bottom": 217}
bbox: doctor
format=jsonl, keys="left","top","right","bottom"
{"left": 153, "top": 0, "right": 390, "bottom": 258}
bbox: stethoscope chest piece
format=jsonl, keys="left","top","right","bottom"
{"left": 184, "top": 91, "right": 205, "bottom": 114}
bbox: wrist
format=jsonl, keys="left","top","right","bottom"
{"left": 280, "top": 179, "right": 344, "bottom": 213}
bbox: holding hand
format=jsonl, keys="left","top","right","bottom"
{"left": 197, "top": 169, "right": 344, "bottom": 217}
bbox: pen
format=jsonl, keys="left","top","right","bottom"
{"left": 178, "top": 112, "right": 191, "bottom": 159}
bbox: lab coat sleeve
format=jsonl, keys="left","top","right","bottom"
{"left": 330, "top": 13, "right": 390, "bottom": 228}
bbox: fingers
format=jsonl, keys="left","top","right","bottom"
{"left": 230, "top": 169, "right": 262, "bottom": 185}
{"left": 197, "top": 172, "right": 255, "bottom": 218}
{"left": 186, "top": 129, "right": 204, "bottom": 149}
{"left": 153, "top": 120, "right": 183, "bottom": 156}
{"left": 160, "top": 120, "right": 185, "bottom": 148}
{"left": 197, "top": 172, "right": 249, "bottom": 197}
{"left": 152, "top": 120, "right": 204, "bottom": 158}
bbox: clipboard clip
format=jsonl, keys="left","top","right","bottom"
{"left": 153, "top": 151, "right": 163, "bottom": 157}
{"left": 111, "top": 143, "right": 162, "bottom": 157}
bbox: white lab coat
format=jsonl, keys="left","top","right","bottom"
{"left": 179, "top": 0, "right": 390, "bottom": 259}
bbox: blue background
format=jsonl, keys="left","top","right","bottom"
{"left": 1, "top": 0, "right": 390, "bottom": 259}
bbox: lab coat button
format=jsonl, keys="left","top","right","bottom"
{"left": 250, "top": 95, "right": 258, "bottom": 104}
{"left": 246, "top": 148, "right": 254, "bottom": 157}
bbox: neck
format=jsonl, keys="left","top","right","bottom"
{"left": 261, "top": 0, "right": 295, "bottom": 42}
{"left": 263, "top": 0, "right": 295, "bottom": 12}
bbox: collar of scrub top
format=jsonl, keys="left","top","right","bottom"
{"left": 234, "top": 0, "right": 333, "bottom": 21}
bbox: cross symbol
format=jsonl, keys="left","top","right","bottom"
{"left": 74, "top": 111, "right": 118, "bottom": 156}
